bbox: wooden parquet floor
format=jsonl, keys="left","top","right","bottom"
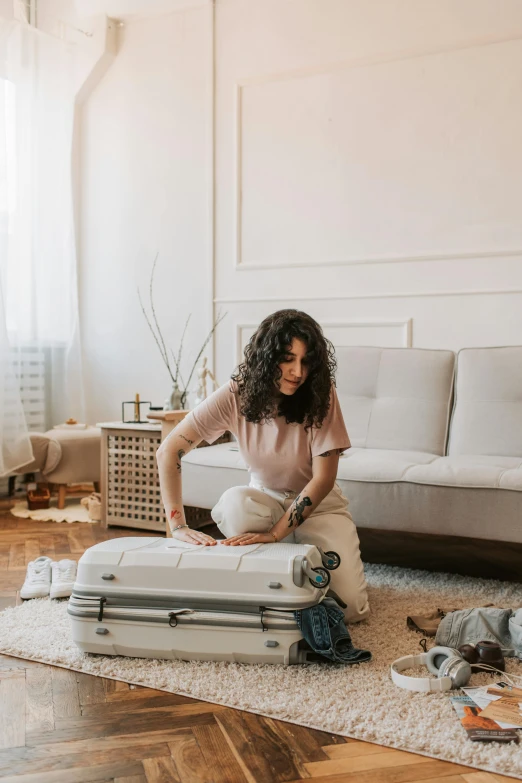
{"left": 0, "top": 500, "right": 518, "bottom": 783}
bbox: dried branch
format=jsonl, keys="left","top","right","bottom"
{"left": 169, "top": 348, "right": 186, "bottom": 390}
{"left": 149, "top": 252, "right": 171, "bottom": 370}
{"left": 174, "top": 314, "right": 191, "bottom": 384}
{"left": 137, "top": 287, "right": 175, "bottom": 384}
{"left": 139, "top": 255, "right": 227, "bottom": 407}
{"left": 182, "top": 310, "right": 227, "bottom": 397}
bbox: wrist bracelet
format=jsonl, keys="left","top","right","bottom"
{"left": 269, "top": 530, "right": 278, "bottom": 543}
{"left": 171, "top": 523, "right": 189, "bottom": 533}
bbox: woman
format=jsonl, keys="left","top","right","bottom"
{"left": 156, "top": 309, "right": 369, "bottom": 622}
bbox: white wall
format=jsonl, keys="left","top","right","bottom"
{"left": 39, "top": 0, "right": 522, "bottom": 422}
{"left": 77, "top": 4, "right": 213, "bottom": 423}
{"left": 0, "top": 0, "right": 13, "bottom": 19}
{"left": 213, "top": 0, "right": 522, "bottom": 382}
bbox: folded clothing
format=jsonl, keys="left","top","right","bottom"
{"left": 406, "top": 603, "right": 495, "bottom": 639}
{"left": 435, "top": 607, "right": 522, "bottom": 658}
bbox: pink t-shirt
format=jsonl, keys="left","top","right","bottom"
{"left": 185, "top": 380, "right": 350, "bottom": 492}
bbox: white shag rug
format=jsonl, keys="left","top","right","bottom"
{"left": 10, "top": 500, "right": 96, "bottom": 524}
{"left": 1, "top": 563, "right": 522, "bottom": 779}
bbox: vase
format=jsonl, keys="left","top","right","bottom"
{"left": 164, "top": 382, "right": 184, "bottom": 411}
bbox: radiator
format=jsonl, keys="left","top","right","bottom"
{"left": 11, "top": 345, "right": 49, "bottom": 432}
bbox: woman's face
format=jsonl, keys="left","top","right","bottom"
{"left": 276, "top": 337, "right": 310, "bottom": 395}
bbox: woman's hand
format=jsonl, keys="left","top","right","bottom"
{"left": 172, "top": 527, "right": 217, "bottom": 546}
{"left": 221, "top": 532, "right": 276, "bottom": 546}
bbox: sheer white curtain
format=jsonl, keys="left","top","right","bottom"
{"left": 0, "top": 16, "right": 84, "bottom": 475}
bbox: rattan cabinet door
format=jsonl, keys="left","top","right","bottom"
{"left": 101, "top": 424, "right": 165, "bottom": 532}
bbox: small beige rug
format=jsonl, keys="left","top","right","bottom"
{"left": 1, "top": 564, "right": 521, "bottom": 779}
{"left": 10, "top": 500, "right": 96, "bottom": 524}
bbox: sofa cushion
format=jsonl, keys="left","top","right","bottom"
{"left": 337, "top": 448, "right": 438, "bottom": 482}
{"left": 335, "top": 347, "right": 455, "bottom": 455}
{"left": 340, "top": 479, "right": 522, "bottom": 542}
{"left": 448, "top": 347, "right": 522, "bottom": 458}
{"left": 181, "top": 443, "right": 249, "bottom": 509}
{"left": 406, "top": 455, "right": 522, "bottom": 491}
{"left": 181, "top": 443, "right": 441, "bottom": 509}
{"left": 182, "top": 442, "right": 247, "bottom": 471}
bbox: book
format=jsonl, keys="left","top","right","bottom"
{"left": 487, "top": 684, "right": 522, "bottom": 700}
{"left": 450, "top": 695, "right": 519, "bottom": 743}
{"left": 463, "top": 681, "right": 522, "bottom": 729}
{"left": 480, "top": 697, "right": 522, "bottom": 727}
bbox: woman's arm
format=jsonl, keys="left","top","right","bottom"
{"left": 156, "top": 418, "right": 217, "bottom": 545}
{"left": 223, "top": 449, "right": 342, "bottom": 546}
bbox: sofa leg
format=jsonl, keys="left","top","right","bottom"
{"left": 93, "top": 481, "right": 100, "bottom": 493}
{"left": 8, "top": 476, "right": 16, "bottom": 496}
{"left": 57, "top": 484, "right": 67, "bottom": 509}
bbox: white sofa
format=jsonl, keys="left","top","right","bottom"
{"left": 181, "top": 346, "right": 522, "bottom": 545}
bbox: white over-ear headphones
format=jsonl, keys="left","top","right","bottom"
{"left": 392, "top": 645, "right": 522, "bottom": 693}
{"left": 391, "top": 646, "right": 472, "bottom": 692}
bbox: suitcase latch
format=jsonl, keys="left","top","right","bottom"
{"left": 96, "top": 628, "right": 109, "bottom": 635}
{"left": 264, "top": 640, "right": 279, "bottom": 648}
{"left": 101, "top": 573, "right": 115, "bottom": 580}
{"left": 268, "top": 582, "right": 282, "bottom": 589}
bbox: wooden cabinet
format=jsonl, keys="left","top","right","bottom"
{"left": 99, "top": 422, "right": 165, "bottom": 532}
{"left": 98, "top": 415, "right": 228, "bottom": 532}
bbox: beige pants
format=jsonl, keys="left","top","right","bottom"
{"left": 211, "top": 482, "right": 370, "bottom": 623}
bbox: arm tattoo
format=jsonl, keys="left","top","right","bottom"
{"left": 180, "top": 435, "right": 194, "bottom": 446}
{"left": 287, "top": 493, "right": 313, "bottom": 528}
{"left": 170, "top": 509, "right": 181, "bottom": 521}
{"left": 176, "top": 448, "right": 185, "bottom": 473}
{"left": 318, "top": 448, "right": 344, "bottom": 457}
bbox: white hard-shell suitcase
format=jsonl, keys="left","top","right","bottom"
{"left": 68, "top": 537, "right": 340, "bottom": 664}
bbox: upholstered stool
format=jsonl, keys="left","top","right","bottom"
{"left": 43, "top": 427, "right": 101, "bottom": 509}
{"left": 9, "top": 434, "right": 62, "bottom": 494}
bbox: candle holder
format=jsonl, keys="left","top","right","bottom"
{"left": 122, "top": 394, "right": 151, "bottom": 424}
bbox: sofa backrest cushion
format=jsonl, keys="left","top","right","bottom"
{"left": 448, "top": 347, "right": 522, "bottom": 457}
{"left": 335, "top": 347, "right": 455, "bottom": 455}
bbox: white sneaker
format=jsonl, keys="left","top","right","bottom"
{"left": 50, "top": 559, "right": 78, "bottom": 599}
{"left": 20, "top": 556, "right": 53, "bottom": 599}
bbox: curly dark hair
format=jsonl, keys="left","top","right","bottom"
{"left": 231, "top": 309, "right": 337, "bottom": 430}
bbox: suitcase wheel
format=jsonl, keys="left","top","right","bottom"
{"left": 309, "top": 567, "right": 331, "bottom": 588}
{"left": 323, "top": 551, "right": 341, "bottom": 570}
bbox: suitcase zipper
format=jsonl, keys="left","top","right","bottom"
{"left": 68, "top": 598, "right": 298, "bottom": 631}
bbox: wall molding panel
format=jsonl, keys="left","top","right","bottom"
{"left": 235, "top": 32, "right": 522, "bottom": 90}
{"left": 233, "top": 36, "right": 522, "bottom": 270}
{"left": 216, "top": 287, "right": 522, "bottom": 305}
{"left": 234, "top": 249, "right": 522, "bottom": 272}
{"left": 214, "top": 2, "right": 522, "bottom": 381}
{"left": 235, "top": 319, "right": 412, "bottom": 363}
